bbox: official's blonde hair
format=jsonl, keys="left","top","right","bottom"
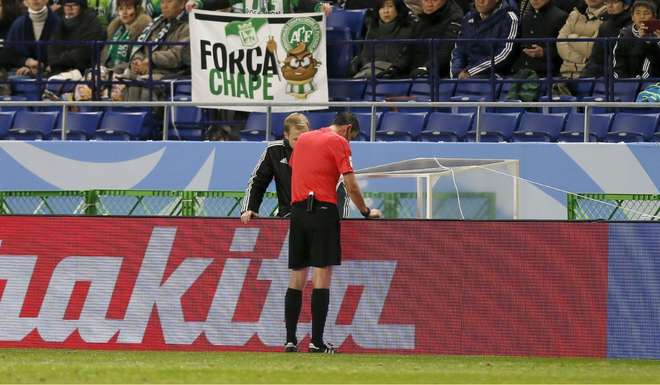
{"left": 283, "top": 113, "right": 310, "bottom": 133}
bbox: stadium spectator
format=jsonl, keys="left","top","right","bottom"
{"left": 612, "top": 0, "right": 660, "bottom": 78}
{"left": 5, "top": 0, "right": 60, "bottom": 77}
{"left": 556, "top": 0, "right": 607, "bottom": 78}
{"left": 450, "top": 0, "right": 519, "bottom": 79}
{"left": 72, "top": 0, "right": 150, "bottom": 100}
{"left": 0, "top": 0, "right": 24, "bottom": 50}
{"left": 116, "top": 0, "right": 189, "bottom": 101}
{"left": 97, "top": 0, "right": 161, "bottom": 26}
{"left": 408, "top": 0, "right": 463, "bottom": 78}
{"left": 0, "top": 0, "right": 24, "bottom": 94}
{"left": 46, "top": 0, "right": 104, "bottom": 76}
{"left": 351, "top": 0, "right": 413, "bottom": 78}
{"left": 100, "top": 0, "right": 152, "bottom": 72}
{"left": 581, "top": 0, "right": 631, "bottom": 78}
{"left": 184, "top": 0, "right": 332, "bottom": 14}
{"left": 512, "top": 0, "right": 567, "bottom": 77}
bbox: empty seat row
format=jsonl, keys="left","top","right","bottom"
{"left": 329, "top": 79, "right": 656, "bottom": 106}
{"left": 0, "top": 110, "right": 150, "bottom": 141}
{"left": 241, "top": 111, "right": 660, "bottom": 143}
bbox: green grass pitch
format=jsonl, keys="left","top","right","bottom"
{"left": 0, "top": 349, "right": 659, "bottom": 383}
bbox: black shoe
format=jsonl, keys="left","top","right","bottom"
{"left": 308, "top": 342, "right": 337, "bottom": 354}
{"left": 284, "top": 342, "right": 298, "bottom": 352}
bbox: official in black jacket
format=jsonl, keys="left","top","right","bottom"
{"left": 241, "top": 113, "right": 309, "bottom": 223}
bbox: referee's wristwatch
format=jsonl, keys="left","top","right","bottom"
{"left": 360, "top": 207, "right": 371, "bottom": 219}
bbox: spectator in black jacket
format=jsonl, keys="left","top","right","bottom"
{"left": 513, "top": 0, "right": 568, "bottom": 76}
{"left": 451, "top": 0, "right": 520, "bottom": 79}
{"left": 351, "top": 0, "right": 413, "bottom": 78}
{"left": 5, "top": 0, "right": 59, "bottom": 76}
{"left": 46, "top": 0, "right": 104, "bottom": 75}
{"left": 613, "top": 0, "right": 660, "bottom": 78}
{"left": 409, "top": 0, "right": 463, "bottom": 77}
{"left": 582, "top": 0, "right": 632, "bottom": 77}
{"left": 0, "top": 0, "right": 24, "bottom": 94}
{"left": 0, "top": 0, "right": 24, "bottom": 61}
{"left": 240, "top": 113, "right": 310, "bottom": 223}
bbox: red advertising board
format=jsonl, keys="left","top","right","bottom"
{"left": 0, "top": 216, "right": 607, "bottom": 356}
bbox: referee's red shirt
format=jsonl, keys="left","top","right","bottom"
{"left": 290, "top": 127, "right": 353, "bottom": 205}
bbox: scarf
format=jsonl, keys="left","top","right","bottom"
{"left": 106, "top": 24, "right": 131, "bottom": 67}
{"left": 130, "top": 9, "right": 186, "bottom": 59}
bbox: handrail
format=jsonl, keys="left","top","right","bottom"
{"left": 2, "top": 99, "right": 659, "bottom": 142}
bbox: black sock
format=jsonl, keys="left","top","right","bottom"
{"left": 285, "top": 288, "right": 302, "bottom": 344}
{"left": 311, "top": 288, "right": 330, "bottom": 346}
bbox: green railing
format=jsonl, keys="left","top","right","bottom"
{"left": 0, "top": 190, "right": 496, "bottom": 219}
{"left": 567, "top": 193, "right": 660, "bottom": 221}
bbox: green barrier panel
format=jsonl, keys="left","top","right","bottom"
{"left": 0, "top": 190, "right": 495, "bottom": 219}
{"left": 567, "top": 193, "right": 660, "bottom": 221}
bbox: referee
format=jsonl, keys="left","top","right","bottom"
{"left": 285, "top": 112, "right": 381, "bottom": 354}
{"left": 240, "top": 113, "right": 310, "bottom": 223}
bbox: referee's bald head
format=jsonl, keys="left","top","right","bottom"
{"left": 333, "top": 112, "right": 360, "bottom": 140}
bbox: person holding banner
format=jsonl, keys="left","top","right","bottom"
{"left": 285, "top": 112, "right": 381, "bottom": 354}
{"left": 240, "top": 112, "right": 309, "bottom": 223}
{"left": 185, "top": 0, "right": 333, "bottom": 15}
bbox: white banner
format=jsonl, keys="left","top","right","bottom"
{"left": 189, "top": 10, "right": 328, "bottom": 112}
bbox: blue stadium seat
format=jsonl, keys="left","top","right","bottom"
{"left": 449, "top": 95, "right": 485, "bottom": 113}
{"left": 0, "top": 96, "right": 28, "bottom": 112}
{"left": 438, "top": 82, "right": 457, "bottom": 102}
{"left": 328, "top": 79, "right": 366, "bottom": 101}
{"left": 512, "top": 112, "right": 567, "bottom": 142}
{"left": 539, "top": 95, "right": 578, "bottom": 113}
{"left": 409, "top": 81, "right": 432, "bottom": 102}
{"left": 558, "top": 112, "right": 613, "bottom": 142}
{"left": 593, "top": 80, "right": 640, "bottom": 102}
{"left": 240, "top": 112, "right": 289, "bottom": 141}
{"left": 571, "top": 78, "right": 595, "bottom": 99}
{"left": 408, "top": 82, "right": 456, "bottom": 104}
{"left": 454, "top": 81, "right": 501, "bottom": 101}
{"left": 364, "top": 79, "right": 412, "bottom": 101}
{"left": 168, "top": 96, "right": 204, "bottom": 140}
{"left": 306, "top": 111, "right": 336, "bottom": 129}
{"left": 10, "top": 76, "right": 43, "bottom": 100}
{"left": 105, "top": 106, "right": 154, "bottom": 139}
{"left": 95, "top": 111, "right": 148, "bottom": 141}
{"left": 327, "top": 8, "right": 366, "bottom": 39}
{"left": 173, "top": 80, "right": 192, "bottom": 97}
{"left": 352, "top": 112, "right": 381, "bottom": 141}
{"left": 0, "top": 111, "right": 16, "bottom": 139}
{"left": 45, "top": 79, "right": 77, "bottom": 96}
{"left": 467, "top": 112, "right": 521, "bottom": 142}
{"left": 8, "top": 110, "right": 59, "bottom": 140}
{"left": 375, "top": 111, "right": 427, "bottom": 141}
{"left": 605, "top": 113, "right": 660, "bottom": 142}
{"left": 52, "top": 111, "right": 103, "bottom": 140}
{"left": 419, "top": 112, "right": 473, "bottom": 142}
{"left": 326, "top": 27, "right": 353, "bottom": 78}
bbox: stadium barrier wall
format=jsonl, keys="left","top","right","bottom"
{"left": 0, "top": 216, "right": 658, "bottom": 358}
{"left": 0, "top": 141, "right": 657, "bottom": 219}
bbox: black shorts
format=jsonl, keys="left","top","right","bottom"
{"left": 289, "top": 200, "right": 341, "bottom": 269}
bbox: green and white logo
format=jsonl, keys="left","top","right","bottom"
{"left": 281, "top": 17, "right": 321, "bottom": 53}
{"left": 225, "top": 18, "right": 268, "bottom": 48}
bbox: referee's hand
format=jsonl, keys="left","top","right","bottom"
{"left": 240, "top": 210, "right": 259, "bottom": 224}
{"left": 367, "top": 208, "right": 382, "bottom": 219}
